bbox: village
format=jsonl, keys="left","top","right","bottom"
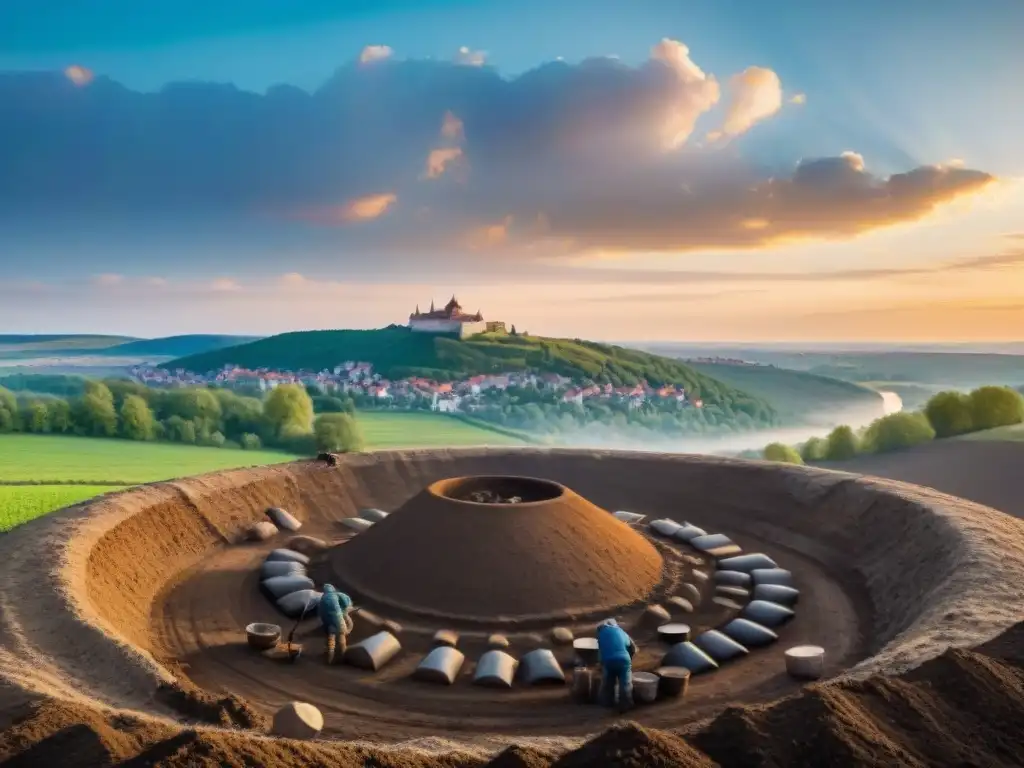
{"left": 130, "top": 360, "right": 705, "bottom": 414}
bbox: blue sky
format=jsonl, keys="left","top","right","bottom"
{"left": 1, "top": 0, "right": 1022, "bottom": 340}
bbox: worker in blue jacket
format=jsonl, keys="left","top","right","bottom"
{"left": 596, "top": 618, "right": 637, "bottom": 712}
{"left": 318, "top": 583, "right": 354, "bottom": 664}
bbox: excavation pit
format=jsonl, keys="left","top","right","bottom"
{"left": 433, "top": 475, "right": 565, "bottom": 505}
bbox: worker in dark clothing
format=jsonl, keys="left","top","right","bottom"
{"left": 596, "top": 618, "right": 637, "bottom": 712}
{"left": 318, "top": 583, "right": 354, "bottom": 664}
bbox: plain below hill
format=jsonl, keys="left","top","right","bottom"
{"left": 105, "top": 334, "right": 262, "bottom": 358}
{"left": 686, "top": 361, "right": 885, "bottom": 425}
{"left": 166, "top": 326, "right": 778, "bottom": 420}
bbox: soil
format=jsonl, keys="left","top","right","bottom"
{"left": 2, "top": 445, "right": 1024, "bottom": 765}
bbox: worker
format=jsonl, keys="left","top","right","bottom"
{"left": 318, "top": 583, "right": 354, "bottom": 664}
{"left": 596, "top": 618, "right": 637, "bottom": 712}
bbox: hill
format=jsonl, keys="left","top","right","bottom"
{"left": 167, "top": 326, "right": 777, "bottom": 418}
{"left": 687, "top": 361, "right": 884, "bottom": 424}
{"left": 0, "top": 335, "right": 136, "bottom": 357}
{"left": 105, "top": 334, "right": 261, "bottom": 358}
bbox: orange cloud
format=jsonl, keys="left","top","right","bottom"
{"left": 715, "top": 67, "right": 783, "bottom": 139}
{"left": 64, "top": 65, "right": 94, "bottom": 87}
{"left": 440, "top": 111, "right": 465, "bottom": 142}
{"left": 359, "top": 45, "right": 393, "bottom": 65}
{"left": 293, "top": 193, "right": 398, "bottom": 224}
{"left": 424, "top": 147, "right": 463, "bottom": 179}
{"left": 649, "top": 39, "right": 721, "bottom": 149}
{"left": 464, "top": 216, "right": 513, "bottom": 250}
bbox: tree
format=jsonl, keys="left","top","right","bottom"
{"left": 217, "top": 392, "right": 263, "bottom": 439}
{"left": 163, "top": 415, "right": 197, "bottom": 444}
{"left": 263, "top": 383, "right": 314, "bottom": 439}
{"left": 24, "top": 400, "right": 50, "bottom": 433}
{"left": 314, "top": 413, "right": 365, "bottom": 453}
{"left": 862, "top": 412, "right": 935, "bottom": 454}
{"left": 239, "top": 433, "right": 263, "bottom": 450}
{"left": 824, "top": 425, "right": 859, "bottom": 461}
{"left": 968, "top": 386, "right": 1024, "bottom": 431}
{"left": 120, "top": 395, "right": 156, "bottom": 441}
{"left": 160, "top": 388, "right": 222, "bottom": 431}
{"left": 763, "top": 442, "right": 804, "bottom": 464}
{"left": 72, "top": 382, "right": 118, "bottom": 436}
{"left": 510, "top": 325, "right": 518, "bottom": 336}
{"left": 800, "top": 436, "right": 827, "bottom": 462}
{"left": 48, "top": 399, "right": 72, "bottom": 433}
{"left": 924, "top": 391, "right": 975, "bottom": 437}
{"left": 0, "top": 387, "right": 19, "bottom": 432}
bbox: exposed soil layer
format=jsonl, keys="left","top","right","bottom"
{"left": 4, "top": 620, "right": 1024, "bottom": 766}
{"left": 2, "top": 446, "right": 1024, "bottom": 764}
{"left": 331, "top": 475, "right": 664, "bottom": 621}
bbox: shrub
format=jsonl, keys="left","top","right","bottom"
{"left": 968, "top": 386, "right": 1024, "bottom": 431}
{"left": 824, "top": 425, "right": 859, "bottom": 461}
{"left": 924, "top": 391, "right": 975, "bottom": 437}
{"left": 239, "top": 432, "right": 263, "bottom": 450}
{"left": 862, "top": 411, "right": 936, "bottom": 454}
{"left": 314, "top": 413, "right": 365, "bottom": 453}
{"left": 762, "top": 442, "right": 803, "bottom": 465}
{"left": 800, "top": 436, "right": 827, "bottom": 462}
{"left": 120, "top": 394, "right": 156, "bottom": 441}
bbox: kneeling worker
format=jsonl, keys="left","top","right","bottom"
{"left": 597, "top": 618, "right": 637, "bottom": 712}
{"left": 318, "top": 583, "right": 355, "bottom": 664}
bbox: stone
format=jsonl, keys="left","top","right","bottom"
{"left": 260, "top": 560, "right": 306, "bottom": 580}
{"left": 742, "top": 600, "right": 796, "bottom": 628}
{"left": 266, "top": 507, "right": 302, "bottom": 532}
{"left": 359, "top": 508, "right": 389, "bottom": 523}
{"left": 520, "top": 649, "right": 565, "bottom": 685}
{"left": 667, "top": 596, "right": 694, "bottom": 614}
{"left": 246, "top": 522, "right": 278, "bottom": 542}
{"left": 286, "top": 535, "right": 330, "bottom": 555}
{"left": 414, "top": 646, "right": 466, "bottom": 685}
{"left": 340, "top": 517, "right": 373, "bottom": 533}
{"left": 265, "top": 548, "right": 311, "bottom": 565}
{"left": 613, "top": 510, "right": 646, "bottom": 524}
{"left": 694, "top": 630, "right": 749, "bottom": 663}
{"left": 261, "top": 575, "right": 316, "bottom": 601}
{"left": 271, "top": 702, "right": 323, "bottom": 740}
{"left": 751, "top": 568, "right": 794, "bottom": 587}
{"left": 752, "top": 584, "right": 800, "bottom": 606}
{"left": 642, "top": 604, "right": 671, "bottom": 626}
{"left": 714, "top": 570, "right": 752, "bottom": 587}
{"left": 722, "top": 618, "right": 778, "bottom": 648}
{"left": 673, "top": 524, "right": 707, "bottom": 543}
{"left": 718, "top": 553, "right": 779, "bottom": 572}
{"left": 715, "top": 585, "right": 750, "bottom": 599}
{"left": 713, "top": 596, "right": 744, "bottom": 611}
{"left": 275, "top": 590, "right": 322, "bottom": 619}
{"left": 345, "top": 631, "right": 402, "bottom": 671}
{"left": 551, "top": 627, "right": 574, "bottom": 645}
{"left": 661, "top": 641, "right": 718, "bottom": 674}
{"left": 650, "top": 518, "right": 683, "bottom": 537}
{"left": 382, "top": 619, "right": 404, "bottom": 636}
{"left": 487, "top": 633, "right": 510, "bottom": 649}
{"left": 691, "top": 570, "right": 709, "bottom": 582}
{"left": 678, "top": 583, "right": 701, "bottom": 603}
{"left": 433, "top": 629, "right": 460, "bottom": 648}
{"left": 474, "top": 650, "right": 518, "bottom": 688}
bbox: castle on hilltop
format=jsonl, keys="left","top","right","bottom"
{"left": 409, "top": 296, "right": 506, "bottom": 338}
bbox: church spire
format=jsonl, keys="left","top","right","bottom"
{"left": 430, "top": 299, "right": 435, "bottom": 313}
{"left": 415, "top": 304, "right": 420, "bottom": 316}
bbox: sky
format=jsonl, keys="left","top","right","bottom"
{"left": 1, "top": 0, "right": 1023, "bottom": 342}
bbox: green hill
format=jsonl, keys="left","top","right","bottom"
{"left": 0, "top": 335, "right": 137, "bottom": 358}
{"left": 167, "top": 326, "right": 777, "bottom": 420}
{"left": 688, "top": 361, "right": 884, "bottom": 424}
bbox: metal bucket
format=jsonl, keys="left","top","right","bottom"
{"left": 572, "top": 667, "right": 593, "bottom": 702}
{"left": 632, "top": 671, "right": 660, "bottom": 704}
{"left": 573, "top": 637, "right": 599, "bottom": 666}
{"left": 656, "top": 666, "right": 690, "bottom": 698}
{"left": 657, "top": 623, "right": 691, "bottom": 645}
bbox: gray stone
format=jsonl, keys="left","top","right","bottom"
{"left": 742, "top": 600, "right": 796, "bottom": 628}
{"left": 752, "top": 584, "right": 800, "bottom": 606}
{"left": 340, "top": 517, "right": 373, "bottom": 533}
{"left": 667, "top": 596, "right": 694, "bottom": 614}
{"left": 722, "top": 618, "right": 778, "bottom": 648}
{"left": 661, "top": 641, "right": 718, "bottom": 674}
{"left": 262, "top": 575, "right": 315, "bottom": 600}
{"left": 275, "top": 589, "right": 322, "bottom": 619}
{"left": 690, "top": 533, "right": 740, "bottom": 557}
{"left": 246, "top": 522, "right": 278, "bottom": 542}
{"left": 265, "top": 548, "right": 310, "bottom": 565}
{"left": 286, "top": 535, "right": 330, "bottom": 555}
{"left": 260, "top": 560, "right": 306, "bottom": 580}
{"left": 679, "top": 583, "right": 701, "bottom": 602}
{"left": 433, "top": 629, "right": 460, "bottom": 648}
{"left": 487, "top": 634, "right": 510, "bottom": 649}
{"left": 712, "top": 596, "right": 744, "bottom": 611}
{"left": 691, "top": 570, "right": 709, "bottom": 582}
{"left": 673, "top": 524, "right": 707, "bottom": 542}
{"left": 715, "top": 585, "right": 750, "bottom": 599}
{"left": 694, "top": 630, "right": 750, "bottom": 662}
{"left": 642, "top": 604, "right": 671, "bottom": 626}
{"left": 752, "top": 568, "right": 794, "bottom": 587}
{"left": 271, "top": 702, "right": 323, "bottom": 740}
{"left": 551, "top": 627, "right": 574, "bottom": 645}
{"left": 613, "top": 510, "right": 646, "bottom": 524}
{"left": 266, "top": 507, "right": 302, "bottom": 532}
{"left": 718, "top": 553, "right": 778, "bottom": 572}
{"left": 714, "top": 570, "right": 752, "bottom": 587}
{"left": 345, "top": 631, "right": 402, "bottom": 671}
{"left": 414, "top": 646, "right": 465, "bottom": 685}
{"left": 650, "top": 518, "right": 683, "bottom": 537}
{"left": 474, "top": 650, "right": 517, "bottom": 688}
{"left": 520, "top": 648, "right": 565, "bottom": 685}
{"left": 359, "top": 508, "right": 389, "bottom": 523}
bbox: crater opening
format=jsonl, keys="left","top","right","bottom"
{"left": 429, "top": 475, "right": 565, "bottom": 505}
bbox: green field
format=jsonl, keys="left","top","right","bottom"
{"left": 0, "top": 434, "right": 296, "bottom": 484}
{"left": 0, "top": 485, "right": 124, "bottom": 532}
{"left": 356, "top": 411, "right": 525, "bottom": 448}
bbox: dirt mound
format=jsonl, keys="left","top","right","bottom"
{"left": 553, "top": 722, "right": 715, "bottom": 767}
{"left": 485, "top": 744, "right": 557, "bottom": 768}
{"left": 331, "top": 475, "right": 663, "bottom": 620}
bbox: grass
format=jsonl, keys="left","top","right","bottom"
{"left": 355, "top": 411, "right": 525, "bottom": 449}
{"left": 956, "top": 424, "right": 1024, "bottom": 442}
{"left": 0, "top": 434, "right": 296, "bottom": 484}
{"left": 0, "top": 485, "right": 124, "bottom": 532}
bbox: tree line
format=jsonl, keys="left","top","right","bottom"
{"left": 0, "top": 380, "right": 365, "bottom": 455}
{"left": 762, "top": 385, "right": 1024, "bottom": 465}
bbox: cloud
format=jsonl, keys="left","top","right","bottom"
{"left": 209, "top": 278, "right": 242, "bottom": 292}
{"left": 359, "top": 45, "right": 393, "bottom": 65}
{"left": 64, "top": 65, "right": 94, "bottom": 87}
{"left": 92, "top": 273, "right": 124, "bottom": 286}
{"left": 455, "top": 47, "right": 487, "bottom": 67}
{"left": 0, "top": 41, "right": 997, "bottom": 270}
{"left": 789, "top": 93, "right": 806, "bottom": 105}
{"left": 715, "top": 66, "right": 783, "bottom": 139}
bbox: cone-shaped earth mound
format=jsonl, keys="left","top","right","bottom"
{"left": 330, "top": 475, "right": 664, "bottom": 620}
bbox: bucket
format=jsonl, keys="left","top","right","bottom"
{"left": 655, "top": 666, "right": 690, "bottom": 698}
{"left": 246, "top": 622, "right": 282, "bottom": 651}
{"left": 573, "top": 637, "right": 599, "bottom": 666}
{"left": 633, "top": 671, "right": 659, "bottom": 704}
{"left": 657, "top": 623, "right": 691, "bottom": 645}
{"left": 785, "top": 645, "right": 825, "bottom": 679}
{"left": 572, "top": 667, "right": 593, "bottom": 702}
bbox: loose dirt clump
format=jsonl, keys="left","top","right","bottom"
{"left": 552, "top": 722, "right": 715, "bottom": 767}
{"left": 485, "top": 744, "right": 556, "bottom": 768}
{"left": 155, "top": 680, "right": 268, "bottom": 730}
